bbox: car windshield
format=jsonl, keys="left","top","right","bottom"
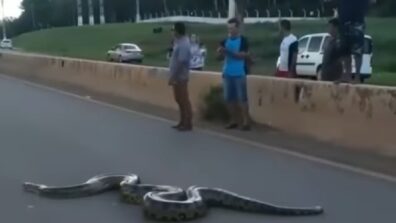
{"left": 124, "top": 45, "right": 137, "bottom": 50}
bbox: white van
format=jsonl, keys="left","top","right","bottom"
{"left": 296, "top": 33, "right": 373, "bottom": 82}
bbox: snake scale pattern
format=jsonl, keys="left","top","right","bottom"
{"left": 23, "top": 174, "right": 324, "bottom": 221}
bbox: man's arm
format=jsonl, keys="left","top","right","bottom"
{"left": 177, "top": 43, "right": 191, "bottom": 65}
{"left": 229, "top": 51, "right": 249, "bottom": 59}
{"left": 172, "top": 43, "right": 191, "bottom": 79}
{"left": 289, "top": 41, "right": 298, "bottom": 77}
{"left": 228, "top": 36, "right": 250, "bottom": 59}
{"left": 216, "top": 39, "right": 227, "bottom": 60}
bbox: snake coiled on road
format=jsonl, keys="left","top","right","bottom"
{"left": 23, "top": 174, "right": 324, "bottom": 221}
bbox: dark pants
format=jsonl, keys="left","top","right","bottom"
{"left": 172, "top": 82, "right": 193, "bottom": 127}
{"left": 338, "top": 21, "right": 365, "bottom": 57}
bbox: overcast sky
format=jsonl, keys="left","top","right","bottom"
{"left": 3, "top": 0, "right": 23, "bottom": 18}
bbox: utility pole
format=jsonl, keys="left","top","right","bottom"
{"left": 163, "top": 0, "right": 169, "bottom": 15}
{"left": 99, "top": 0, "right": 105, "bottom": 24}
{"left": 136, "top": 0, "right": 141, "bottom": 22}
{"left": 1, "top": 0, "right": 6, "bottom": 39}
{"left": 77, "top": 0, "right": 83, "bottom": 26}
{"left": 88, "top": 0, "right": 94, "bottom": 25}
{"left": 228, "top": 0, "right": 236, "bottom": 19}
{"left": 30, "top": 1, "right": 36, "bottom": 29}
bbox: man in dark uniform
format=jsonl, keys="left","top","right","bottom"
{"left": 336, "top": 0, "right": 370, "bottom": 83}
{"left": 322, "top": 18, "right": 343, "bottom": 81}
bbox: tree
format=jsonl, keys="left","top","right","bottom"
{"left": 214, "top": 0, "right": 219, "bottom": 11}
{"left": 3, "top": 0, "right": 394, "bottom": 38}
{"left": 234, "top": 0, "right": 247, "bottom": 32}
{"left": 373, "top": 0, "right": 396, "bottom": 17}
{"left": 163, "top": 0, "right": 169, "bottom": 14}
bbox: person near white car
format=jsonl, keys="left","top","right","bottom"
{"left": 189, "top": 34, "right": 207, "bottom": 71}
{"left": 276, "top": 19, "right": 298, "bottom": 78}
{"left": 336, "top": 0, "right": 370, "bottom": 83}
{"left": 322, "top": 18, "right": 343, "bottom": 81}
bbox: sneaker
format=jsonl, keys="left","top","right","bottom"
{"left": 177, "top": 125, "right": 193, "bottom": 132}
{"left": 171, "top": 123, "right": 182, "bottom": 129}
{"left": 240, "top": 125, "right": 251, "bottom": 131}
{"left": 225, "top": 123, "right": 238, "bottom": 129}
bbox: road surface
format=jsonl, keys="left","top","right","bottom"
{"left": 0, "top": 75, "right": 395, "bottom": 223}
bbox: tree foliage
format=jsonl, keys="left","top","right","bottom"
{"left": 1, "top": 0, "right": 394, "bottom": 38}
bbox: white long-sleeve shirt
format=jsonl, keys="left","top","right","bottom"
{"left": 189, "top": 44, "right": 206, "bottom": 69}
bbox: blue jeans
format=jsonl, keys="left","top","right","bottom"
{"left": 223, "top": 76, "right": 248, "bottom": 103}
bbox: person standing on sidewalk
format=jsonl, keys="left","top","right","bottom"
{"left": 217, "top": 18, "right": 251, "bottom": 131}
{"left": 276, "top": 20, "right": 298, "bottom": 78}
{"left": 189, "top": 34, "right": 207, "bottom": 71}
{"left": 322, "top": 18, "right": 343, "bottom": 81}
{"left": 169, "top": 22, "right": 193, "bottom": 131}
{"left": 336, "top": 0, "right": 370, "bottom": 83}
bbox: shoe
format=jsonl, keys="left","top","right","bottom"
{"left": 240, "top": 125, "right": 251, "bottom": 131}
{"left": 225, "top": 123, "right": 238, "bottom": 129}
{"left": 172, "top": 123, "right": 182, "bottom": 129}
{"left": 177, "top": 125, "right": 193, "bottom": 132}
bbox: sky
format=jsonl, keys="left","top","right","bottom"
{"left": 2, "top": 0, "right": 23, "bottom": 18}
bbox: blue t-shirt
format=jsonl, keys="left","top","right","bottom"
{"left": 338, "top": 0, "right": 369, "bottom": 23}
{"left": 222, "top": 37, "right": 246, "bottom": 77}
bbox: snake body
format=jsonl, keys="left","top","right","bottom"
{"left": 23, "top": 174, "right": 324, "bottom": 221}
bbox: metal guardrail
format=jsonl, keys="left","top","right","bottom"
{"left": 139, "top": 16, "right": 321, "bottom": 25}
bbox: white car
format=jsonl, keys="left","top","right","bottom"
{"left": 0, "top": 39, "right": 13, "bottom": 49}
{"left": 295, "top": 33, "right": 373, "bottom": 82}
{"left": 107, "top": 43, "right": 144, "bottom": 63}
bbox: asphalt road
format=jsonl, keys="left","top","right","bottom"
{"left": 0, "top": 75, "right": 395, "bottom": 223}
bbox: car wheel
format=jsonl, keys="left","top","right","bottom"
{"left": 118, "top": 56, "right": 123, "bottom": 63}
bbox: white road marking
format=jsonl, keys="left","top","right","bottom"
{"left": 1, "top": 73, "right": 395, "bottom": 184}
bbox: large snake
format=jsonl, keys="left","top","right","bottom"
{"left": 23, "top": 174, "right": 324, "bottom": 221}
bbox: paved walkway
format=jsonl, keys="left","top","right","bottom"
{"left": 0, "top": 75, "right": 395, "bottom": 223}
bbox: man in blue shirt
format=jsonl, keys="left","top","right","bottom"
{"left": 217, "top": 18, "right": 250, "bottom": 131}
{"left": 337, "top": 0, "right": 370, "bottom": 83}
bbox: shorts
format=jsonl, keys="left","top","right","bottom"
{"left": 338, "top": 22, "right": 366, "bottom": 57}
{"left": 223, "top": 76, "right": 248, "bottom": 103}
{"left": 191, "top": 67, "right": 203, "bottom": 71}
{"left": 275, "top": 69, "right": 292, "bottom": 78}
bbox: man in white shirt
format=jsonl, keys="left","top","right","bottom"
{"left": 189, "top": 34, "right": 207, "bottom": 71}
{"left": 276, "top": 19, "right": 298, "bottom": 78}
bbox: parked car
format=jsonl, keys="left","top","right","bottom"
{"left": 0, "top": 39, "right": 13, "bottom": 49}
{"left": 295, "top": 33, "right": 373, "bottom": 82}
{"left": 107, "top": 43, "right": 143, "bottom": 63}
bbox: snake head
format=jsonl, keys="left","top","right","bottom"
{"left": 23, "top": 182, "right": 45, "bottom": 194}
{"left": 314, "top": 206, "right": 324, "bottom": 214}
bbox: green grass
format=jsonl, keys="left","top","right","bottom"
{"left": 367, "top": 72, "right": 396, "bottom": 86}
{"left": 12, "top": 18, "right": 396, "bottom": 86}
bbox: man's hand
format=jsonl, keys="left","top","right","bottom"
{"left": 217, "top": 47, "right": 225, "bottom": 55}
{"left": 224, "top": 48, "right": 248, "bottom": 60}
{"left": 216, "top": 47, "right": 226, "bottom": 61}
